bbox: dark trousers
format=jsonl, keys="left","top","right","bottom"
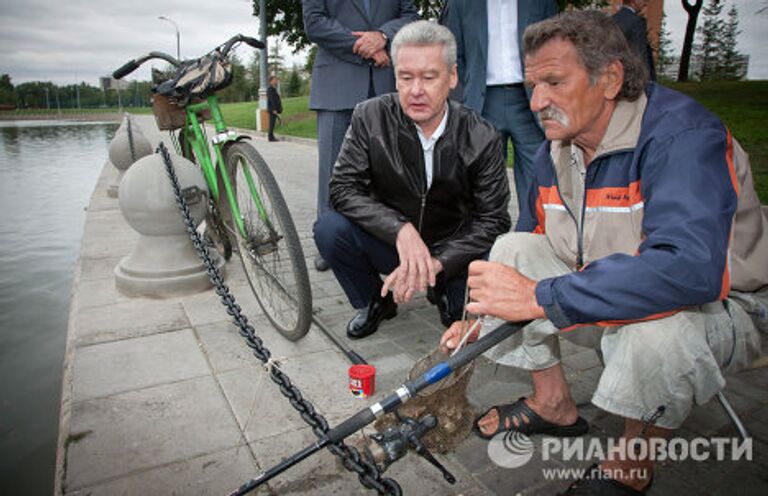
{"left": 313, "top": 211, "right": 468, "bottom": 319}
{"left": 268, "top": 112, "right": 278, "bottom": 140}
{"left": 315, "top": 109, "right": 353, "bottom": 219}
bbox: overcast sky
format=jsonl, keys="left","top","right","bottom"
{"left": 0, "top": 0, "right": 766, "bottom": 86}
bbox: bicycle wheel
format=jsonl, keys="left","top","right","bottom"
{"left": 224, "top": 141, "right": 312, "bottom": 340}
{"left": 177, "top": 130, "right": 233, "bottom": 261}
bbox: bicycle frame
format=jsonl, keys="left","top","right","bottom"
{"left": 178, "top": 94, "right": 271, "bottom": 238}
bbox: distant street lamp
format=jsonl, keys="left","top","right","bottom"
{"left": 158, "top": 15, "right": 181, "bottom": 61}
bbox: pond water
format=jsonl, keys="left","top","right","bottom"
{"left": 0, "top": 120, "right": 117, "bottom": 494}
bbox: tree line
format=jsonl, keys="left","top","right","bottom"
{"left": 0, "top": 48, "right": 310, "bottom": 111}
{"left": 1, "top": 0, "right": 751, "bottom": 111}
{"left": 664, "top": 0, "right": 747, "bottom": 82}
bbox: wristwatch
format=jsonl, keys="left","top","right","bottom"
{"left": 379, "top": 31, "right": 389, "bottom": 44}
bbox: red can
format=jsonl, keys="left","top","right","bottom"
{"left": 348, "top": 364, "right": 376, "bottom": 398}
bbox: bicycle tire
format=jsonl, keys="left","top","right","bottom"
{"left": 224, "top": 141, "right": 312, "bottom": 340}
{"left": 177, "top": 129, "right": 233, "bottom": 261}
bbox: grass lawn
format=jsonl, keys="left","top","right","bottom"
{"left": 665, "top": 81, "right": 767, "bottom": 203}
{"left": 220, "top": 97, "right": 317, "bottom": 138}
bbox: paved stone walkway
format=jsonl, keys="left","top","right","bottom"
{"left": 56, "top": 115, "right": 767, "bottom": 495}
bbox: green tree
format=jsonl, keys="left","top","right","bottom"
{"left": 720, "top": 3, "right": 745, "bottom": 80}
{"left": 247, "top": 48, "right": 261, "bottom": 98}
{"left": 694, "top": 0, "right": 724, "bottom": 81}
{"left": 285, "top": 65, "right": 303, "bottom": 97}
{"left": 0, "top": 74, "right": 16, "bottom": 106}
{"left": 269, "top": 39, "right": 285, "bottom": 77}
{"left": 655, "top": 13, "right": 675, "bottom": 80}
{"left": 218, "top": 53, "right": 250, "bottom": 102}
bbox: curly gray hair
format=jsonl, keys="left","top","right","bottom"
{"left": 523, "top": 10, "right": 648, "bottom": 100}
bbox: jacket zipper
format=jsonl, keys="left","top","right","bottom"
{"left": 417, "top": 193, "right": 426, "bottom": 233}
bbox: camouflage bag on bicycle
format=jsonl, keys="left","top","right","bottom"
{"left": 155, "top": 51, "right": 233, "bottom": 106}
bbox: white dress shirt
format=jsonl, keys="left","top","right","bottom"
{"left": 415, "top": 104, "right": 449, "bottom": 190}
{"left": 485, "top": 0, "right": 523, "bottom": 85}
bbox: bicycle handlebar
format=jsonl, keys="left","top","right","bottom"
{"left": 112, "top": 34, "right": 265, "bottom": 80}
{"left": 112, "top": 51, "right": 180, "bottom": 79}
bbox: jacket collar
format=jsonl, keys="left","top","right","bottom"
{"left": 550, "top": 93, "right": 648, "bottom": 165}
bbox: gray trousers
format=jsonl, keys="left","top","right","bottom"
{"left": 481, "top": 233, "right": 767, "bottom": 429}
{"left": 316, "top": 109, "right": 353, "bottom": 220}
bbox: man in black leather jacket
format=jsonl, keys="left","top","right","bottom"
{"left": 314, "top": 20, "right": 511, "bottom": 339}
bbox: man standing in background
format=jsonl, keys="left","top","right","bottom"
{"left": 302, "top": 0, "right": 419, "bottom": 271}
{"left": 444, "top": 0, "right": 558, "bottom": 212}
{"left": 266, "top": 75, "right": 282, "bottom": 142}
{"left": 613, "top": 0, "right": 657, "bottom": 81}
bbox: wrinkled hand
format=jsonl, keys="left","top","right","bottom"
{"left": 465, "top": 261, "right": 546, "bottom": 322}
{"left": 352, "top": 30, "right": 387, "bottom": 59}
{"left": 439, "top": 319, "right": 480, "bottom": 355}
{"left": 370, "top": 49, "right": 390, "bottom": 67}
{"left": 381, "top": 223, "right": 441, "bottom": 304}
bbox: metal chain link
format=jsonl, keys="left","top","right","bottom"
{"left": 157, "top": 143, "right": 401, "bottom": 496}
{"left": 126, "top": 115, "right": 136, "bottom": 163}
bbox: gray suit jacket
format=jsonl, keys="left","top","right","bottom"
{"left": 445, "top": 0, "right": 558, "bottom": 113}
{"left": 302, "top": 0, "right": 419, "bottom": 111}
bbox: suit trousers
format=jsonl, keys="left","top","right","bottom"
{"left": 482, "top": 85, "right": 545, "bottom": 213}
{"left": 316, "top": 109, "right": 353, "bottom": 220}
{"left": 314, "top": 211, "right": 468, "bottom": 318}
{"left": 268, "top": 113, "right": 278, "bottom": 140}
{"left": 480, "top": 232, "right": 766, "bottom": 429}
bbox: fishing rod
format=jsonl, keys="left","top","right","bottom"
{"left": 228, "top": 320, "right": 528, "bottom": 496}
{"left": 311, "top": 313, "right": 368, "bottom": 364}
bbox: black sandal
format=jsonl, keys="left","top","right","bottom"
{"left": 473, "top": 397, "right": 589, "bottom": 439}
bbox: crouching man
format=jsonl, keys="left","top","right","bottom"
{"left": 314, "top": 20, "right": 511, "bottom": 339}
{"left": 441, "top": 11, "right": 767, "bottom": 494}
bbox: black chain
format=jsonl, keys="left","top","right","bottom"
{"left": 157, "top": 143, "right": 401, "bottom": 496}
{"left": 126, "top": 115, "right": 136, "bottom": 163}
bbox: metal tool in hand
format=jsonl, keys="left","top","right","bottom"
{"left": 228, "top": 321, "right": 529, "bottom": 495}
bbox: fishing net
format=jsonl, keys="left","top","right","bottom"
{"left": 372, "top": 346, "right": 476, "bottom": 454}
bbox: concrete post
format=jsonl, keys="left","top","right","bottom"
{"left": 107, "top": 115, "right": 152, "bottom": 198}
{"left": 114, "top": 152, "right": 224, "bottom": 297}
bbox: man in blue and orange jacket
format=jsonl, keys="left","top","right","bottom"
{"left": 442, "top": 10, "right": 767, "bottom": 494}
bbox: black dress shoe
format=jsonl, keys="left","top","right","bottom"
{"left": 314, "top": 254, "right": 330, "bottom": 272}
{"left": 426, "top": 284, "right": 456, "bottom": 328}
{"left": 346, "top": 293, "right": 397, "bottom": 339}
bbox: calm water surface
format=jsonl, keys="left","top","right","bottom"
{"left": 0, "top": 120, "right": 117, "bottom": 494}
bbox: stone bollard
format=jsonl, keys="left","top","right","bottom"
{"left": 114, "top": 152, "right": 224, "bottom": 297}
{"left": 107, "top": 115, "right": 152, "bottom": 198}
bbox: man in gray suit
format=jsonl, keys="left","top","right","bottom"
{"left": 445, "top": 0, "right": 557, "bottom": 212}
{"left": 302, "top": 0, "right": 419, "bottom": 271}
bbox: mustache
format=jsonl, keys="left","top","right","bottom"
{"left": 539, "top": 106, "right": 569, "bottom": 126}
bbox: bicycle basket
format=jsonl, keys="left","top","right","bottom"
{"left": 156, "top": 51, "right": 233, "bottom": 106}
{"left": 151, "top": 93, "right": 187, "bottom": 131}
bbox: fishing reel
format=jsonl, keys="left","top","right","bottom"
{"left": 364, "top": 412, "right": 456, "bottom": 484}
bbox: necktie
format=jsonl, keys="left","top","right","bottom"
{"left": 363, "top": 0, "right": 371, "bottom": 18}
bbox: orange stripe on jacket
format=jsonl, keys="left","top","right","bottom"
{"left": 725, "top": 129, "right": 739, "bottom": 196}
{"left": 585, "top": 181, "right": 643, "bottom": 208}
{"left": 534, "top": 185, "right": 559, "bottom": 234}
{"left": 560, "top": 309, "right": 682, "bottom": 332}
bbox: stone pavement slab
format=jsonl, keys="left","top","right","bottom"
{"left": 56, "top": 115, "right": 767, "bottom": 496}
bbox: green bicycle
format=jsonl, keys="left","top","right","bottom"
{"left": 113, "top": 34, "right": 312, "bottom": 340}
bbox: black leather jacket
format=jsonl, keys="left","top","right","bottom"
{"left": 330, "top": 93, "right": 511, "bottom": 277}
